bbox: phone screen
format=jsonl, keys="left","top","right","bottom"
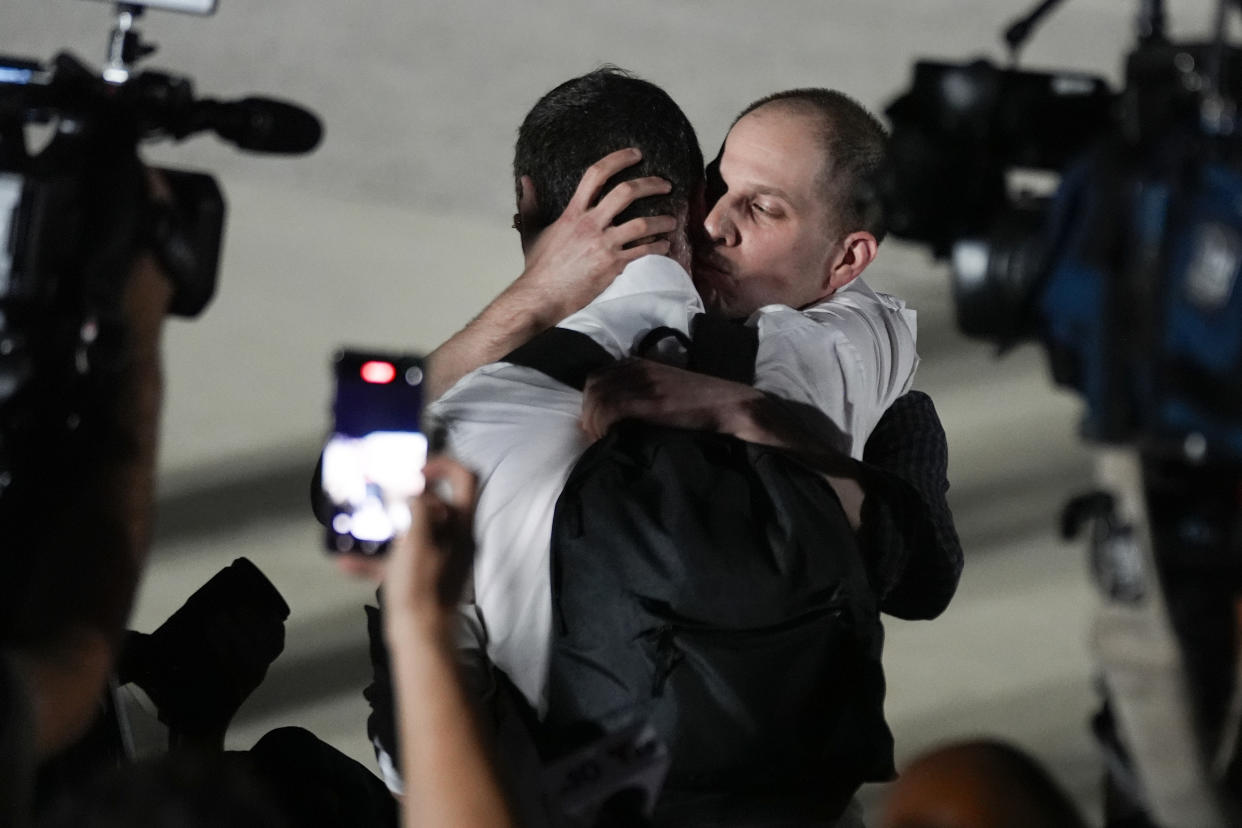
{"left": 321, "top": 350, "right": 427, "bottom": 555}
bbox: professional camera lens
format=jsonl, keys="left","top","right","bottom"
{"left": 949, "top": 205, "right": 1048, "bottom": 344}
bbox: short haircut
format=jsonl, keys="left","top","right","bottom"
{"left": 514, "top": 67, "right": 704, "bottom": 232}
{"left": 735, "top": 88, "right": 888, "bottom": 242}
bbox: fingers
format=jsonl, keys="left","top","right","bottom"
{"left": 360, "top": 458, "right": 478, "bottom": 628}
{"left": 509, "top": 149, "right": 681, "bottom": 327}
{"left": 614, "top": 214, "right": 679, "bottom": 239}
{"left": 581, "top": 393, "right": 616, "bottom": 442}
{"left": 581, "top": 360, "right": 651, "bottom": 440}
{"left": 581, "top": 371, "right": 609, "bottom": 441}
{"left": 566, "top": 149, "right": 676, "bottom": 236}
{"left": 422, "top": 455, "right": 477, "bottom": 514}
{"left": 377, "top": 498, "right": 425, "bottom": 618}
{"left": 593, "top": 177, "right": 673, "bottom": 225}
{"left": 619, "top": 238, "right": 671, "bottom": 262}
{"left": 614, "top": 216, "right": 676, "bottom": 263}
{"left": 580, "top": 376, "right": 606, "bottom": 441}
{"left": 612, "top": 213, "right": 679, "bottom": 249}
{"left": 568, "top": 148, "right": 643, "bottom": 212}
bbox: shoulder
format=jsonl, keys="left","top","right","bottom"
{"left": 557, "top": 254, "right": 702, "bottom": 359}
{"left": 429, "top": 361, "right": 581, "bottom": 422}
{"left": 754, "top": 278, "right": 917, "bottom": 354}
{"left": 803, "top": 278, "right": 917, "bottom": 341}
{"left": 751, "top": 277, "right": 921, "bottom": 431}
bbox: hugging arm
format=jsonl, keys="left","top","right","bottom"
{"left": 857, "top": 391, "right": 962, "bottom": 620}
{"left": 582, "top": 361, "right": 962, "bottom": 619}
{"left": 581, "top": 359, "right": 866, "bottom": 519}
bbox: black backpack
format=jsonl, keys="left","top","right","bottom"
{"left": 505, "top": 316, "right": 894, "bottom": 822}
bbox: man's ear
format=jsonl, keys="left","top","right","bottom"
{"left": 824, "top": 230, "right": 878, "bottom": 294}
{"left": 517, "top": 175, "right": 538, "bottom": 218}
{"left": 516, "top": 175, "right": 540, "bottom": 254}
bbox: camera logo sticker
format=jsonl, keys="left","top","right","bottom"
{"left": 1185, "top": 221, "right": 1240, "bottom": 312}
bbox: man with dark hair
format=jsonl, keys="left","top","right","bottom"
{"left": 419, "top": 67, "right": 716, "bottom": 712}
{"left": 513, "top": 66, "right": 703, "bottom": 240}
{"left": 361, "top": 66, "right": 718, "bottom": 820}
{"left": 424, "top": 68, "right": 695, "bottom": 402}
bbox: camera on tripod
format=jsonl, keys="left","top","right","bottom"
{"left": 0, "top": 0, "right": 322, "bottom": 485}
{"left": 882, "top": 0, "right": 1242, "bottom": 462}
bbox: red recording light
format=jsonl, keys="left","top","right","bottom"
{"left": 360, "top": 360, "right": 396, "bottom": 384}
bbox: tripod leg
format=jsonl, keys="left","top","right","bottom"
{"left": 1089, "top": 448, "right": 1226, "bottom": 826}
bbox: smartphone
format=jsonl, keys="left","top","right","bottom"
{"left": 321, "top": 349, "right": 427, "bottom": 555}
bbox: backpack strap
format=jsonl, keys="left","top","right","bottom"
{"left": 688, "top": 313, "right": 758, "bottom": 385}
{"left": 635, "top": 326, "right": 692, "bottom": 359}
{"left": 502, "top": 327, "right": 616, "bottom": 391}
{"left": 503, "top": 313, "right": 759, "bottom": 390}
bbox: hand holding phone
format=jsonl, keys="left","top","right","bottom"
{"left": 321, "top": 350, "right": 427, "bottom": 555}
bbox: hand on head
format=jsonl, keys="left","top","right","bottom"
{"left": 515, "top": 148, "right": 678, "bottom": 320}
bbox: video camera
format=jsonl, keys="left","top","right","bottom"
{"left": 0, "top": 0, "right": 321, "bottom": 486}
{"left": 883, "top": 0, "right": 1242, "bottom": 462}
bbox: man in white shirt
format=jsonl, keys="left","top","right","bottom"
{"left": 580, "top": 88, "right": 917, "bottom": 458}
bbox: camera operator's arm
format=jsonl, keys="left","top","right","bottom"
{"left": 426, "top": 149, "right": 676, "bottom": 401}
{"left": 582, "top": 361, "right": 961, "bottom": 619}
{"left": 380, "top": 458, "right": 517, "bottom": 828}
{"left": 112, "top": 248, "right": 173, "bottom": 572}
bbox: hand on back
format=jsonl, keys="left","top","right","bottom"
{"left": 581, "top": 358, "right": 763, "bottom": 441}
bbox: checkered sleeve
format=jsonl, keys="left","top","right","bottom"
{"left": 859, "top": 390, "right": 963, "bottom": 620}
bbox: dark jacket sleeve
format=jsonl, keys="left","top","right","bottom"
{"left": 363, "top": 598, "right": 557, "bottom": 826}
{"left": 859, "top": 391, "right": 963, "bottom": 620}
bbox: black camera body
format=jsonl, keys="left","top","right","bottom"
{"left": 883, "top": 8, "right": 1242, "bottom": 461}
{"left": 1, "top": 54, "right": 228, "bottom": 313}
{"left": 0, "top": 6, "right": 321, "bottom": 488}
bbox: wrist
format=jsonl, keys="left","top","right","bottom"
{"left": 722, "top": 389, "right": 774, "bottom": 444}
{"left": 504, "top": 271, "right": 572, "bottom": 332}
{"left": 384, "top": 603, "right": 455, "bottom": 654}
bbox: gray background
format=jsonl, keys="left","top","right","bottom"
{"left": 3, "top": 0, "right": 1229, "bottom": 821}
